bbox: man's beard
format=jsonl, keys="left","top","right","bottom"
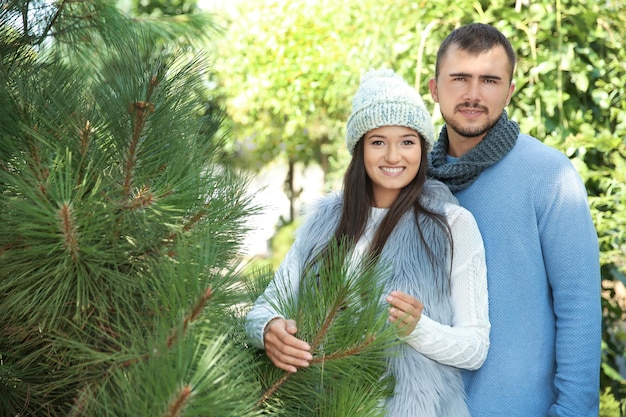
{"left": 445, "top": 105, "right": 501, "bottom": 139}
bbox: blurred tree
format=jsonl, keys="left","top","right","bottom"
{"left": 130, "top": 0, "right": 199, "bottom": 16}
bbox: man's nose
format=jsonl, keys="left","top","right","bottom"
{"left": 463, "top": 80, "right": 481, "bottom": 102}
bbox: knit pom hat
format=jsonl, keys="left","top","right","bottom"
{"left": 345, "top": 68, "right": 434, "bottom": 155}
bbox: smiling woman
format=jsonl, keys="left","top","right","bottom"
{"left": 245, "top": 68, "right": 490, "bottom": 416}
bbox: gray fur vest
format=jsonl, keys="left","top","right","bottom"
{"left": 293, "top": 179, "right": 470, "bottom": 417}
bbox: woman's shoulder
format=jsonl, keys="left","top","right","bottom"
{"left": 292, "top": 192, "right": 343, "bottom": 248}
{"left": 421, "top": 179, "right": 459, "bottom": 209}
{"left": 422, "top": 179, "right": 478, "bottom": 224}
{"left": 296, "top": 192, "right": 342, "bottom": 231}
{"left": 301, "top": 191, "right": 342, "bottom": 218}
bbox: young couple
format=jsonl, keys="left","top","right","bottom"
{"left": 246, "top": 23, "right": 601, "bottom": 417}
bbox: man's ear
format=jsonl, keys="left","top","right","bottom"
{"left": 505, "top": 82, "right": 516, "bottom": 106}
{"left": 428, "top": 78, "right": 439, "bottom": 103}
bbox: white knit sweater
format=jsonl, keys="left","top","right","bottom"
{"left": 360, "top": 205, "right": 489, "bottom": 370}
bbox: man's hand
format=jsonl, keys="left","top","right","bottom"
{"left": 386, "top": 290, "right": 424, "bottom": 337}
{"left": 263, "top": 318, "right": 313, "bottom": 373}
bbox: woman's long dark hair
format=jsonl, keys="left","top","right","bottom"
{"left": 309, "top": 134, "right": 453, "bottom": 286}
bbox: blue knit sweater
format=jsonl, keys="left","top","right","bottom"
{"left": 450, "top": 134, "right": 601, "bottom": 416}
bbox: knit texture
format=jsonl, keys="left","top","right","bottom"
{"left": 447, "top": 134, "right": 601, "bottom": 416}
{"left": 428, "top": 111, "right": 519, "bottom": 191}
{"left": 346, "top": 68, "right": 434, "bottom": 155}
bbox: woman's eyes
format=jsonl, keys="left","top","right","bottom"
{"left": 369, "top": 139, "right": 416, "bottom": 146}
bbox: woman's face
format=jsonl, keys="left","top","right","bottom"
{"left": 363, "top": 125, "right": 422, "bottom": 208}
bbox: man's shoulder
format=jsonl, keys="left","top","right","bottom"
{"left": 516, "top": 133, "right": 567, "bottom": 156}
{"left": 470, "top": 133, "right": 584, "bottom": 196}
{"left": 506, "top": 133, "right": 574, "bottom": 170}
{"left": 504, "top": 133, "right": 588, "bottom": 197}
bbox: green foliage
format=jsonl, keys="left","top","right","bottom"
{"left": 269, "top": 219, "right": 299, "bottom": 269}
{"left": 118, "top": 0, "right": 221, "bottom": 45}
{"left": 128, "top": 0, "right": 199, "bottom": 16}
{"left": 600, "top": 387, "right": 626, "bottom": 417}
{"left": 213, "top": 0, "right": 408, "bottom": 179}
{"left": 0, "top": 1, "right": 263, "bottom": 416}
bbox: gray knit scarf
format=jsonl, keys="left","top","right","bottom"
{"left": 428, "top": 111, "right": 520, "bottom": 191}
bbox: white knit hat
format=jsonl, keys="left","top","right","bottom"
{"left": 345, "top": 68, "right": 434, "bottom": 155}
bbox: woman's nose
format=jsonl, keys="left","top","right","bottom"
{"left": 385, "top": 145, "right": 401, "bottom": 163}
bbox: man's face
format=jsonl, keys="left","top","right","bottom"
{"left": 429, "top": 44, "right": 515, "bottom": 155}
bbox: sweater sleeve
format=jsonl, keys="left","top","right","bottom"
{"left": 403, "top": 205, "right": 490, "bottom": 370}
{"left": 245, "top": 245, "right": 301, "bottom": 349}
{"left": 539, "top": 163, "right": 601, "bottom": 417}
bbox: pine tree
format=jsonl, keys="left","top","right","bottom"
{"left": 1, "top": 2, "right": 403, "bottom": 416}
{"left": 0, "top": 2, "right": 263, "bottom": 416}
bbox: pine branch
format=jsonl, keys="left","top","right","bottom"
{"left": 167, "top": 286, "right": 213, "bottom": 348}
{"left": 26, "top": 141, "right": 50, "bottom": 196}
{"left": 113, "top": 285, "right": 215, "bottom": 368}
{"left": 163, "top": 208, "right": 208, "bottom": 242}
{"left": 258, "top": 372, "right": 291, "bottom": 406}
{"left": 257, "top": 285, "right": 350, "bottom": 405}
{"left": 257, "top": 335, "right": 378, "bottom": 407}
{"left": 58, "top": 202, "right": 79, "bottom": 261}
{"left": 65, "top": 285, "right": 214, "bottom": 415}
{"left": 251, "top": 242, "right": 398, "bottom": 415}
{"left": 163, "top": 385, "right": 192, "bottom": 417}
{"left": 124, "top": 94, "right": 156, "bottom": 198}
{"left": 309, "top": 285, "right": 349, "bottom": 352}
{"left": 252, "top": 244, "right": 397, "bottom": 416}
{"left": 74, "top": 119, "right": 92, "bottom": 186}
{"left": 1, "top": 2, "right": 261, "bottom": 414}
{"left": 35, "top": 0, "right": 69, "bottom": 47}
{"left": 79, "top": 120, "right": 91, "bottom": 157}
{"left": 310, "top": 335, "right": 376, "bottom": 363}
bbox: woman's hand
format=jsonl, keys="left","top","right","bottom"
{"left": 263, "top": 318, "right": 313, "bottom": 373}
{"left": 386, "top": 290, "right": 424, "bottom": 337}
